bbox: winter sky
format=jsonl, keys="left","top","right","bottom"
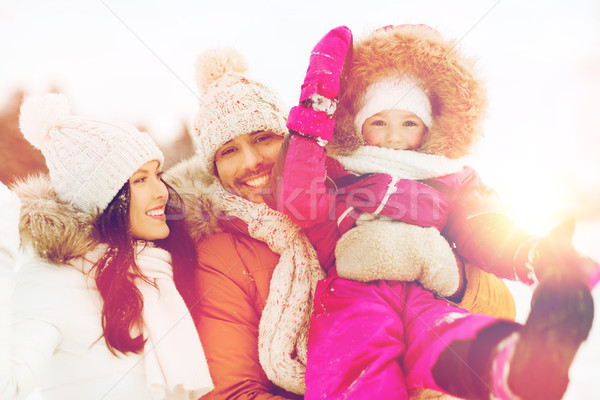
{"left": 2, "top": 0, "right": 599, "bottom": 234}
{"left": 1, "top": 1, "right": 599, "bottom": 398}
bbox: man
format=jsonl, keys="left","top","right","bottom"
{"left": 165, "top": 46, "right": 319, "bottom": 399}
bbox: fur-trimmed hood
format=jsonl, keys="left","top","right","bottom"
{"left": 12, "top": 158, "right": 221, "bottom": 264}
{"left": 163, "top": 155, "right": 221, "bottom": 242}
{"left": 328, "top": 24, "right": 487, "bottom": 159}
{"left": 12, "top": 174, "right": 99, "bottom": 264}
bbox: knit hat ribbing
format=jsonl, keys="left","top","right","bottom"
{"left": 193, "top": 47, "right": 287, "bottom": 175}
{"left": 354, "top": 77, "right": 433, "bottom": 134}
{"left": 19, "top": 93, "right": 164, "bottom": 214}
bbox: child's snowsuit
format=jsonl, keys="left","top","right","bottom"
{"left": 269, "top": 25, "right": 541, "bottom": 399}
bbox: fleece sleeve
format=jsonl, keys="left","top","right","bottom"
{"left": 1, "top": 260, "right": 62, "bottom": 400}
{"left": 442, "top": 167, "right": 536, "bottom": 282}
{"left": 1, "top": 183, "right": 58, "bottom": 399}
{"left": 186, "top": 233, "right": 301, "bottom": 400}
{"left": 267, "top": 133, "right": 334, "bottom": 229}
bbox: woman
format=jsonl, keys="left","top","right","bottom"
{"left": 0, "top": 94, "right": 213, "bottom": 400}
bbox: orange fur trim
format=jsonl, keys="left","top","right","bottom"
{"left": 328, "top": 24, "right": 487, "bottom": 159}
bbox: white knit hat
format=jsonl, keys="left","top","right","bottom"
{"left": 193, "top": 47, "right": 287, "bottom": 175}
{"left": 354, "top": 77, "right": 432, "bottom": 134}
{"left": 19, "top": 93, "right": 164, "bottom": 214}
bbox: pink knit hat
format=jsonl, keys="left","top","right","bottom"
{"left": 193, "top": 48, "right": 287, "bottom": 175}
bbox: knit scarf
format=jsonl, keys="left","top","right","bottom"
{"left": 71, "top": 244, "right": 213, "bottom": 400}
{"left": 212, "top": 183, "right": 325, "bottom": 395}
{"left": 333, "top": 145, "right": 464, "bottom": 179}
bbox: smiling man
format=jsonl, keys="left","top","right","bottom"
{"left": 166, "top": 47, "right": 314, "bottom": 400}
{"left": 213, "top": 130, "right": 283, "bottom": 204}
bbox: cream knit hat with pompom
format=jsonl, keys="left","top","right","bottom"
{"left": 193, "top": 47, "right": 287, "bottom": 175}
{"left": 19, "top": 93, "right": 164, "bottom": 214}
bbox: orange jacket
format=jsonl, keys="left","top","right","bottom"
{"left": 182, "top": 225, "right": 302, "bottom": 400}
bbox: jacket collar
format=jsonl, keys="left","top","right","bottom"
{"left": 164, "top": 155, "right": 221, "bottom": 242}
{"left": 13, "top": 174, "right": 98, "bottom": 264}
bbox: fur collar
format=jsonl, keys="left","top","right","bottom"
{"left": 163, "top": 155, "right": 221, "bottom": 242}
{"left": 12, "top": 156, "right": 222, "bottom": 264}
{"left": 12, "top": 174, "right": 99, "bottom": 264}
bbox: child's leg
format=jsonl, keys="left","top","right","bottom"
{"left": 399, "top": 282, "right": 505, "bottom": 396}
{"left": 304, "top": 277, "right": 412, "bottom": 400}
{"left": 427, "top": 278, "right": 594, "bottom": 400}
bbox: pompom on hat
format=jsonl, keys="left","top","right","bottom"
{"left": 19, "top": 93, "right": 164, "bottom": 214}
{"left": 193, "top": 47, "right": 287, "bottom": 175}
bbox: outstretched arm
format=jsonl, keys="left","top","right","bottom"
{"left": 443, "top": 169, "right": 599, "bottom": 287}
{"left": 267, "top": 26, "right": 353, "bottom": 228}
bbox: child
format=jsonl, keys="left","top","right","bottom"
{"left": 271, "top": 25, "right": 599, "bottom": 400}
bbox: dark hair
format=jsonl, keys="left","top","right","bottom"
{"left": 93, "top": 180, "right": 197, "bottom": 355}
{"left": 155, "top": 185, "right": 198, "bottom": 311}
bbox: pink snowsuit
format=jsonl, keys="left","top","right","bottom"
{"left": 266, "top": 133, "right": 537, "bottom": 399}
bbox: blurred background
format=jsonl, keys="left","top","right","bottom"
{"left": 1, "top": 0, "right": 599, "bottom": 398}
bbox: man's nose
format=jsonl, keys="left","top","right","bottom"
{"left": 241, "top": 144, "right": 264, "bottom": 170}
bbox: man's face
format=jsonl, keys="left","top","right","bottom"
{"left": 215, "top": 131, "right": 284, "bottom": 203}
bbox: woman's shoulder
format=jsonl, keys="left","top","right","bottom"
{"left": 14, "top": 254, "right": 100, "bottom": 331}
{"left": 16, "top": 253, "right": 95, "bottom": 300}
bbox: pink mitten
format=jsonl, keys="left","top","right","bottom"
{"left": 287, "top": 26, "right": 352, "bottom": 142}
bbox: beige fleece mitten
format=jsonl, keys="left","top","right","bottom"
{"left": 335, "top": 214, "right": 460, "bottom": 297}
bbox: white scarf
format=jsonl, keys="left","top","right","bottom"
{"left": 333, "top": 145, "right": 464, "bottom": 179}
{"left": 71, "top": 244, "right": 213, "bottom": 400}
{"left": 212, "top": 183, "right": 325, "bottom": 395}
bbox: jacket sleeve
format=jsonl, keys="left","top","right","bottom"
{"left": 1, "top": 261, "right": 62, "bottom": 400}
{"left": 1, "top": 184, "right": 61, "bottom": 399}
{"left": 188, "top": 233, "right": 301, "bottom": 400}
{"left": 442, "top": 168, "right": 537, "bottom": 283}
{"left": 267, "top": 133, "right": 334, "bottom": 229}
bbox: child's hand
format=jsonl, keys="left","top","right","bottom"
{"left": 287, "top": 26, "right": 353, "bottom": 143}
{"left": 532, "top": 219, "right": 600, "bottom": 289}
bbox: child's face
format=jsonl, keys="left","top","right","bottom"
{"left": 361, "top": 109, "right": 426, "bottom": 150}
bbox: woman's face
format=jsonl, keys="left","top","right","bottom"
{"left": 128, "top": 160, "right": 170, "bottom": 241}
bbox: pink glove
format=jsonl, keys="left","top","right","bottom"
{"left": 287, "top": 26, "right": 352, "bottom": 143}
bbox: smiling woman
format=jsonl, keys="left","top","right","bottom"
{"left": 0, "top": 93, "right": 213, "bottom": 400}
{"left": 128, "top": 160, "right": 170, "bottom": 240}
